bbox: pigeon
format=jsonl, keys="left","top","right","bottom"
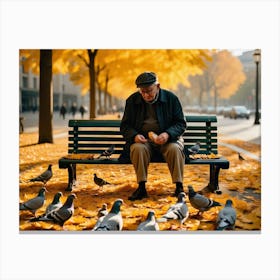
{"left": 137, "top": 210, "right": 159, "bottom": 231}
{"left": 94, "top": 173, "right": 110, "bottom": 187}
{"left": 91, "top": 204, "right": 108, "bottom": 230}
{"left": 32, "top": 194, "right": 77, "bottom": 226}
{"left": 238, "top": 153, "right": 245, "bottom": 161}
{"left": 93, "top": 199, "right": 123, "bottom": 231}
{"left": 97, "top": 203, "right": 108, "bottom": 218}
{"left": 19, "top": 187, "right": 47, "bottom": 216}
{"left": 29, "top": 164, "right": 53, "bottom": 185}
{"left": 157, "top": 192, "right": 189, "bottom": 227}
{"left": 29, "top": 192, "right": 63, "bottom": 221}
{"left": 188, "top": 142, "right": 200, "bottom": 155}
{"left": 216, "top": 199, "right": 237, "bottom": 230}
{"left": 97, "top": 144, "right": 115, "bottom": 159}
{"left": 187, "top": 185, "right": 221, "bottom": 216}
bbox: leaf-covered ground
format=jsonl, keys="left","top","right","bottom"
{"left": 19, "top": 131, "right": 261, "bottom": 231}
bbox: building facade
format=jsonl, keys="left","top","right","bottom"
{"left": 19, "top": 65, "right": 87, "bottom": 113}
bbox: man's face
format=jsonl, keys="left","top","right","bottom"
{"left": 138, "top": 83, "right": 160, "bottom": 102}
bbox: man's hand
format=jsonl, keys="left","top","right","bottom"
{"left": 154, "top": 132, "right": 169, "bottom": 145}
{"left": 135, "top": 134, "right": 148, "bottom": 143}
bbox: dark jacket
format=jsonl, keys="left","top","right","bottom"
{"left": 119, "top": 88, "right": 186, "bottom": 162}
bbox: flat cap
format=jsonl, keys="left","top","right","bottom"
{"left": 135, "top": 72, "right": 158, "bottom": 87}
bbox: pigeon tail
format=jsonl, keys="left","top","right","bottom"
{"left": 212, "top": 201, "right": 222, "bottom": 207}
{"left": 217, "top": 219, "right": 233, "bottom": 230}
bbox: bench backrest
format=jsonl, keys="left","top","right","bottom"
{"left": 67, "top": 115, "right": 218, "bottom": 155}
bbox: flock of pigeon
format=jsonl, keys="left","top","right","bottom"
{"left": 19, "top": 143, "right": 238, "bottom": 231}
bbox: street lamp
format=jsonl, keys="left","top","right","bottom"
{"left": 253, "top": 49, "right": 261, "bottom": 125}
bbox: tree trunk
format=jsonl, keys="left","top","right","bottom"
{"left": 198, "top": 77, "right": 204, "bottom": 108}
{"left": 97, "top": 83, "right": 102, "bottom": 114}
{"left": 104, "top": 73, "right": 109, "bottom": 113}
{"left": 214, "top": 87, "right": 218, "bottom": 111}
{"left": 38, "top": 50, "right": 53, "bottom": 144}
{"left": 88, "top": 49, "right": 98, "bottom": 119}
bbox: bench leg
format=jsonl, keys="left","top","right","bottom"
{"left": 207, "top": 165, "right": 222, "bottom": 194}
{"left": 65, "top": 164, "right": 77, "bottom": 191}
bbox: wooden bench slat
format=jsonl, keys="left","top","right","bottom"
{"left": 69, "top": 137, "right": 125, "bottom": 142}
{"left": 69, "top": 143, "right": 124, "bottom": 148}
{"left": 185, "top": 126, "right": 217, "bottom": 131}
{"left": 68, "top": 149, "right": 123, "bottom": 154}
{"left": 69, "top": 119, "right": 121, "bottom": 127}
{"left": 185, "top": 115, "right": 217, "bottom": 122}
{"left": 69, "top": 130, "right": 121, "bottom": 135}
{"left": 59, "top": 157, "right": 228, "bottom": 165}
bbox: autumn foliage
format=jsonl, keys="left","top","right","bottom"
{"left": 19, "top": 120, "right": 261, "bottom": 231}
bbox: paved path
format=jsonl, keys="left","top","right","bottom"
{"left": 217, "top": 116, "right": 261, "bottom": 145}
{"left": 218, "top": 142, "right": 260, "bottom": 162}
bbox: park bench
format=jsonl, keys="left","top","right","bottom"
{"left": 58, "top": 115, "right": 230, "bottom": 193}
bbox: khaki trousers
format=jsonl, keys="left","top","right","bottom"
{"left": 130, "top": 139, "right": 185, "bottom": 183}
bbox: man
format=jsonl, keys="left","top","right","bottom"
{"left": 120, "top": 72, "right": 186, "bottom": 201}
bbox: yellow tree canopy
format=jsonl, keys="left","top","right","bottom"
{"left": 209, "top": 50, "right": 246, "bottom": 98}
{"left": 95, "top": 49, "right": 211, "bottom": 99}
{"left": 19, "top": 49, "right": 69, "bottom": 74}
{"left": 20, "top": 49, "right": 211, "bottom": 99}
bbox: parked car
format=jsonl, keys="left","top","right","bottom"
{"left": 223, "top": 106, "right": 232, "bottom": 118}
{"left": 229, "top": 106, "right": 250, "bottom": 119}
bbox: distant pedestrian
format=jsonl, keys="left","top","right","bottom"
{"left": 79, "top": 105, "right": 86, "bottom": 118}
{"left": 19, "top": 116, "right": 24, "bottom": 133}
{"left": 70, "top": 102, "right": 77, "bottom": 118}
{"left": 60, "top": 103, "right": 67, "bottom": 120}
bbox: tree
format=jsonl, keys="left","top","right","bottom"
{"left": 20, "top": 49, "right": 67, "bottom": 143}
{"left": 38, "top": 50, "right": 53, "bottom": 143}
{"left": 189, "top": 50, "right": 246, "bottom": 109}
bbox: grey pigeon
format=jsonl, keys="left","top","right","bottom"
{"left": 137, "top": 210, "right": 159, "bottom": 231}
{"left": 94, "top": 173, "right": 110, "bottom": 187}
{"left": 216, "top": 199, "right": 237, "bottom": 230}
{"left": 97, "top": 144, "right": 115, "bottom": 159}
{"left": 20, "top": 187, "right": 47, "bottom": 216}
{"left": 238, "top": 153, "right": 245, "bottom": 161}
{"left": 187, "top": 185, "right": 221, "bottom": 216}
{"left": 33, "top": 194, "right": 77, "bottom": 226}
{"left": 29, "top": 192, "right": 63, "bottom": 221}
{"left": 157, "top": 192, "right": 189, "bottom": 226}
{"left": 93, "top": 199, "right": 123, "bottom": 231}
{"left": 188, "top": 142, "right": 200, "bottom": 155}
{"left": 29, "top": 164, "right": 53, "bottom": 185}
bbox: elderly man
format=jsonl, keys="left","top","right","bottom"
{"left": 119, "top": 72, "right": 186, "bottom": 201}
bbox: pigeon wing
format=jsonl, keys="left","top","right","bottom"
{"left": 137, "top": 219, "right": 159, "bottom": 231}
{"left": 94, "top": 212, "right": 123, "bottom": 231}
{"left": 190, "top": 193, "right": 220, "bottom": 211}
